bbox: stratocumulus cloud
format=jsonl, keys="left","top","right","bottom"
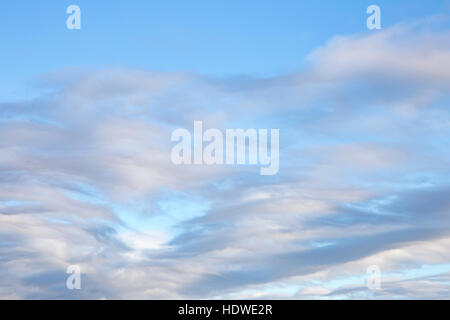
{"left": 0, "top": 20, "right": 449, "bottom": 299}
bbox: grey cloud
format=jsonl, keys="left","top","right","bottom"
{"left": 0, "top": 19, "right": 450, "bottom": 299}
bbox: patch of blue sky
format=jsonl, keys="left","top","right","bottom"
{"left": 344, "top": 195, "right": 400, "bottom": 216}
{"left": 211, "top": 283, "right": 300, "bottom": 299}
{"left": 60, "top": 182, "right": 109, "bottom": 207}
{"left": 2, "top": 0, "right": 449, "bottom": 100}
{"left": 399, "top": 172, "right": 449, "bottom": 189}
{"left": 114, "top": 189, "right": 211, "bottom": 238}
{"left": 58, "top": 180, "right": 209, "bottom": 239}
{"left": 0, "top": 113, "right": 63, "bottom": 128}
{"left": 0, "top": 199, "right": 36, "bottom": 207}
{"left": 343, "top": 169, "right": 448, "bottom": 193}
{"left": 304, "top": 263, "right": 450, "bottom": 298}
{"left": 212, "top": 263, "right": 450, "bottom": 299}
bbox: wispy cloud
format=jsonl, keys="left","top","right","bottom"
{"left": 0, "top": 19, "right": 449, "bottom": 299}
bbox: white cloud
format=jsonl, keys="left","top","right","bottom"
{"left": 1, "top": 19, "right": 450, "bottom": 299}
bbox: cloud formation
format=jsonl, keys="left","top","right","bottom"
{"left": 0, "top": 19, "right": 449, "bottom": 299}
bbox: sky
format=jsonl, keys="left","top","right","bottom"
{"left": 0, "top": 1, "right": 450, "bottom": 299}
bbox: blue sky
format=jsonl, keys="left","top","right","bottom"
{"left": 2, "top": 0, "right": 449, "bottom": 97}
{"left": 0, "top": 1, "right": 450, "bottom": 299}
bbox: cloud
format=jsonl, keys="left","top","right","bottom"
{"left": 0, "top": 19, "right": 449, "bottom": 299}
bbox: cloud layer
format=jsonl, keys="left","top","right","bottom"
{"left": 0, "top": 20, "right": 449, "bottom": 299}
